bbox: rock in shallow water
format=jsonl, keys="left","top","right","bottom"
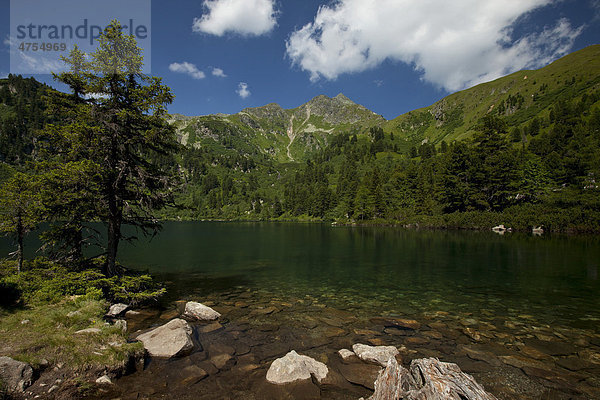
{"left": 183, "top": 301, "right": 221, "bottom": 321}
{"left": 137, "top": 318, "right": 194, "bottom": 358}
{"left": 266, "top": 350, "right": 328, "bottom": 384}
{"left": 352, "top": 343, "right": 399, "bottom": 367}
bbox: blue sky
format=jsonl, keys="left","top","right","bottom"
{"left": 1, "top": 0, "right": 599, "bottom": 119}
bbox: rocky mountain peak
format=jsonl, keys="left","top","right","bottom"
{"left": 334, "top": 93, "right": 354, "bottom": 104}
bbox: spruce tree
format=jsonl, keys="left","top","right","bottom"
{"left": 50, "top": 21, "right": 178, "bottom": 276}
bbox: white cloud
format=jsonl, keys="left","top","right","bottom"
{"left": 193, "top": 0, "right": 277, "bottom": 36}
{"left": 286, "top": 0, "right": 583, "bottom": 91}
{"left": 212, "top": 67, "right": 227, "bottom": 77}
{"left": 169, "top": 62, "right": 206, "bottom": 79}
{"left": 237, "top": 82, "right": 250, "bottom": 98}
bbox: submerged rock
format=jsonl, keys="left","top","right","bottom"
{"left": 137, "top": 318, "right": 194, "bottom": 358}
{"left": 0, "top": 356, "right": 33, "bottom": 393}
{"left": 266, "top": 350, "right": 328, "bottom": 384}
{"left": 352, "top": 343, "right": 399, "bottom": 367}
{"left": 338, "top": 362, "right": 381, "bottom": 390}
{"left": 183, "top": 301, "right": 221, "bottom": 321}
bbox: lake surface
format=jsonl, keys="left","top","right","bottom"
{"left": 5, "top": 222, "right": 600, "bottom": 398}
{"left": 118, "top": 222, "right": 600, "bottom": 330}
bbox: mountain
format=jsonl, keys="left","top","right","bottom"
{"left": 172, "top": 45, "right": 600, "bottom": 161}
{"left": 385, "top": 45, "right": 600, "bottom": 148}
{"left": 170, "top": 93, "right": 384, "bottom": 162}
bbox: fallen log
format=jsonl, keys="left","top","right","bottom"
{"left": 369, "top": 357, "right": 497, "bottom": 400}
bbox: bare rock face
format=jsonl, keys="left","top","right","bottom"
{"left": 137, "top": 318, "right": 194, "bottom": 358}
{"left": 183, "top": 301, "right": 221, "bottom": 321}
{"left": 266, "top": 350, "right": 329, "bottom": 384}
{"left": 0, "top": 356, "right": 33, "bottom": 393}
{"left": 370, "top": 357, "right": 497, "bottom": 400}
{"left": 352, "top": 343, "right": 399, "bottom": 367}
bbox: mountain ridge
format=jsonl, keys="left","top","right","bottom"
{"left": 172, "top": 44, "right": 600, "bottom": 161}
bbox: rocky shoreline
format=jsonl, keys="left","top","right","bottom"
{"left": 4, "top": 289, "right": 600, "bottom": 399}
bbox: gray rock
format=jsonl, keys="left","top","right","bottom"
{"left": 183, "top": 301, "right": 221, "bottom": 321}
{"left": 106, "top": 303, "right": 129, "bottom": 318}
{"left": 353, "top": 343, "right": 399, "bottom": 367}
{"left": 75, "top": 327, "right": 101, "bottom": 334}
{"left": 113, "top": 319, "right": 127, "bottom": 333}
{"left": 266, "top": 350, "right": 329, "bottom": 384}
{"left": 95, "top": 375, "right": 112, "bottom": 384}
{"left": 338, "top": 349, "right": 355, "bottom": 360}
{"left": 0, "top": 356, "right": 33, "bottom": 392}
{"left": 137, "top": 318, "right": 194, "bottom": 358}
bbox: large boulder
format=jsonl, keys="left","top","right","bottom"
{"left": 137, "top": 318, "right": 194, "bottom": 358}
{"left": 106, "top": 303, "right": 129, "bottom": 318}
{"left": 183, "top": 301, "right": 221, "bottom": 321}
{"left": 266, "top": 350, "right": 329, "bottom": 384}
{"left": 352, "top": 343, "right": 399, "bottom": 367}
{"left": 0, "top": 356, "right": 33, "bottom": 393}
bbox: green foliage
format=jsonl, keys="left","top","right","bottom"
{"left": 44, "top": 20, "right": 179, "bottom": 276}
{"left": 0, "top": 258, "right": 164, "bottom": 306}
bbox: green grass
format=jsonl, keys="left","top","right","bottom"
{"left": 0, "top": 292, "right": 143, "bottom": 371}
{"left": 385, "top": 45, "right": 600, "bottom": 146}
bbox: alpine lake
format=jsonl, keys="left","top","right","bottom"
{"left": 20, "top": 223, "right": 600, "bottom": 398}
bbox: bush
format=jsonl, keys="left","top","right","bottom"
{"left": 0, "top": 258, "right": 165, "bottom": 306}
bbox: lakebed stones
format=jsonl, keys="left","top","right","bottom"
{"left": 338, "top": 362, "right": 381, "bottom": 390}
{"left": 137, "top": 318, "right": 194, "bottom": 358}
{"left": 352, "top": 343, "right": 399, "bottom": 367}
{"left": 183, "top": 301, "right": 221, "bottom": 321}
{"left": 266, "top": 350, "right": 329, "bottom": 384}
{"left": 370, "top": 317, "right": 421, "bottom": 330}
{"left": 0, "top": 356, "right": 33, "bottom": 393}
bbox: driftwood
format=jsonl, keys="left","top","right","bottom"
{"left": 369, "top": 357, "right": 497, "bottom": 400}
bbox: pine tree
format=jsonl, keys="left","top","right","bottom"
{"left": 51, "top": 21, "right": 179, "bottom": 276}
{"left": 0, "top": 172, "right": 44, "bottom": 272}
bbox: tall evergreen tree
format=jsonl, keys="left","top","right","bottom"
{"left": 51, "top": 21, "right": 179, "bottom": 276}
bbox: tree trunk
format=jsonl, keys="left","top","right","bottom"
{"left": 73, "top": 224, "right": 83, "bottom": 261}
{"left": 105, "top": 186, "right": 121, "bottom": 277}
{"left": 105, "top": 216, "right": 120, "bottom": 277}
{"left": 17, "top": 212, "right": 23, "bottom": 273}
{"left": 370, "top": 357, "right": 497, "bottom": 400}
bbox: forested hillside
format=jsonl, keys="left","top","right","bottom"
{"left": 166, "top": 46, "right": 600, "bottom": 231}
{"left": 1, "top": 45, "right": 599, "bottom": 232}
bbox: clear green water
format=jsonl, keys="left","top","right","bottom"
{"left": 5, "top": 222, "right": 600, "bottom": 398}
{"left": 116, "top": 222, "right": 600, "bottom": 332}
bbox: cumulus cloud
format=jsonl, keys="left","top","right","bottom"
{"left": 237, "top": 82, "right": 250, "bottom": 98}
{"left": 212, "top": 67, "right": 227, "bottom": 77}
{"left": 193, "top": 0, "right": 277, "bottom": 36}
{"left": 169, "top": 62, "right": 206, "bottom": 79}
{"left": 286, "top": 0, "right": 583, "bottom": 91}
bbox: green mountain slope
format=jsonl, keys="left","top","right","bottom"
{"left": 385, "top": 45, "right": 600, "bottom": 147}
{"left": 170, "top": 93, "right": 385, "bottom": 162}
